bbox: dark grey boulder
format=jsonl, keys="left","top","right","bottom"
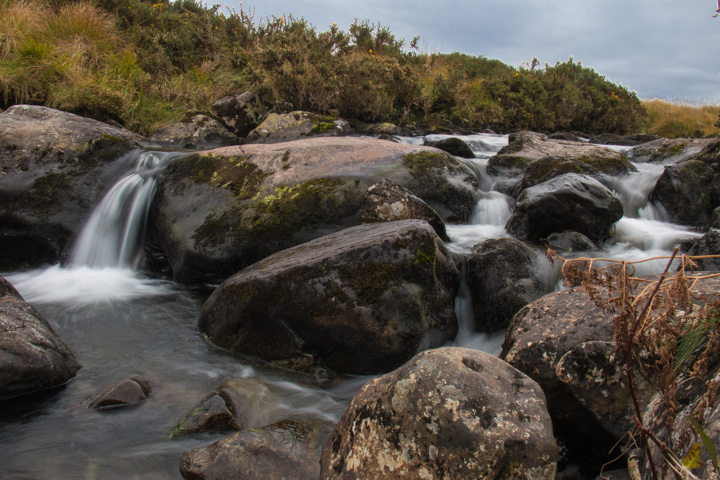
{"left": 0, "top": 105, "right": 146, "bottom": 265}
{"left": 650, "top": 160, "right": 718, "bottom": 227}
{"left": 629, "top": 137, "right": 716, "bottom": 164}
{"left": 320, "top": 347, "right": 557, "bottom": 479}
{"left": 679, "top": 229, "right": 720, "bottom": 271}
{"left": 181, "top": 419, "right": 322, "bottom": 480}
{"left": 547, "top": 230, "right": 597, "bottom": 252}
{"left": 467, "top": 237, "right": 549, "bottom": 332}
{"left": 505, "top": 173, "right": 623, "bottom": 244}
{"left": 425, "top": 137, "right": 475, "bottom": 158}
{"left": 154, "top": 137, "right": 477, "bottom": 283}
{"left": 357, "top": 178, "right": 448, "bottom": 240}
{"left": 86, "top": 376, "right": 151, "bottom": 410}
{"left": 0, "top": 276, "right": 80, "bottom": 399}
{"left": 149, "top": 114, "right": 240, "bottom": 149}
{"left": 211, "top": 91, "right": 264, "bottom": 137}
{"left": 199, "top": 220, "right": 459, "bottom": 376}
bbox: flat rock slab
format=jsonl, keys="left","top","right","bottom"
{"left": 0, "top": 276, "right": 80, "bottom": 399}
{"left": 199, "top": 219, "right": 459, "bottom": 376}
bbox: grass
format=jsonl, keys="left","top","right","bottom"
{"left": 642, "top": 99, "right": 720, "bottom": 138}
{"left": 0, "top": 0, "right": 672, "bottom": 137}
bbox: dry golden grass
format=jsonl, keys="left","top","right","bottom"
{"left": 643, "top": 98, "right": 720, "bottom": 138}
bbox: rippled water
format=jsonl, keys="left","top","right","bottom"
{"left": 0, "top": 134, "right": 704, "bottom": 479}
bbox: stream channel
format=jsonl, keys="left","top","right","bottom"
{"left": 0, "top": 133, "right": 703, "bottom": 479}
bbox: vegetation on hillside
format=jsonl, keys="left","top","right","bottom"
{"left": 642, "top": 99, "right": 720, "bottom": 138}
{"left": 0, "top": 0, "right": 666, "bottom": 136}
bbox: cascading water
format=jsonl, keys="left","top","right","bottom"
{"left": 69, "top": 151, "right": 178, "bottom": 269}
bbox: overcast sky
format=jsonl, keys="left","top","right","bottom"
{"left": 223, "top": 0, "right": 720, "bottom": 104}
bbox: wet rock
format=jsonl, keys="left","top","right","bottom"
{"left": 149, "top": 114, "right": 240, "bottom": 149}
{"left": 180, "top": 419, "right": 322, "bottom": 480}
{"left": 501, "top": 287, "right": 621, "bottom": 455}
{"left": 154, "top": 137, "right": 477, "bottom": 283}
{"left": 86, "top": 376, "right": 151, "bottom": 410}
{"left": 211, "top": 91, "right": 264, "bottom": 137}
{"left": 556, "top": 340, "right": 653, "bottom": 440}
{"left": 199, "top": 220, "right": 459, "bottom": 376}
{"left": 367, "top": 122, "right": 411, "bottom": 136}
{"left": 679, "top": 229, "right": 720, "bottom": 270}
{"left": 0, "top": 105, "right": 147, "bottom": 265}
{"left": 170, "top": 377, "right": 280, "bottom": 437}
{"left": 425, "top": 137, "right": 475, "bottom": 158}
{"left": 488, "top": 131, "right": 629, "bottom": 184}
{"left": 467, "top": 237, "right": 549, "bottom": 332}
{"left": 505, "top": 173, "right": 624, "bottom": 244}
{"left": 649, "top": 159, "right": 718, "bottom": 227}
{"left": 629, "top": 137, "right": 716, "bottom": 164}
{"left": 357, "top": 178, "right": 448, "bottom": 240}
{"left": 320, "top": 347, "right": 557, "bottom": 479}
{"left": 245, "top": 111, "right": 351, "bottom": 144}
{"left": 0, "top": 276, "right": 81, "bottom": 399}
{"left": 546, "top": 230, "right": 597, "bottom": 252}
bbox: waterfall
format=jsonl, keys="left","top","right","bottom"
{"left": 69, "top": 151, "right": 178, "bottom": 269}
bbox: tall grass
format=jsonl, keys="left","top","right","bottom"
{"left": 642, "top": 99, "right": 720, "bottom": 138}
{"left": 0, "top": 0, "right": 650, "bottom": 135}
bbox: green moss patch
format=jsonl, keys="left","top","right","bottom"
{"left": 178, "top": 153, "right": 271, "bottom": 201}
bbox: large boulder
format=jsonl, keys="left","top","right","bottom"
{"left": 180, "top": 419, "right": 322, "bottom": 480}
{"left": 211, "top": 91, "right": 264, "bottom": 137}
{"left": 425, "top": 137, "right": 475, "bottom": 158}
{"left": 357, "top": 178, "right": 448, "bottom": 240}
{"left": 487, "top": 131, "right": 631, "bottom": 184}
{"left": 628, "top": 137, "right": 717, "bottom": 164}
{"left": 246, "top": 111, "right": 351, "bottom": 144}
{"left": 320, "top": 347, "right": 557, "bottom": 479}
{"left": 149, "top": 114, "right": 240, "bottom": 149}
{"left": 649, "top": 160, "right": 719, "bottom": 227}
{"left": 0, "top": 105, "right": 146, "bottom": 265}
{"left": 154, "top": 137, "right": 477, "bottom": 283}
{"left": 505, "top": 173, "right": 624, "bottom": 244}
{"left": 679, "top": 229, "right": 720, "bottom": 271}
{"left": 199, "top": 220, "right": 459, "bottom": 376}
{"left": 0, "top": 276, "right": 81, "bottom": 399}
{"left": 467, "top": 237, "right": 549, "bottom": 333}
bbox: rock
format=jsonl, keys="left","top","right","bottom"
{"left": 589, "top": 133, "right": 659, "bottom": 146}
{"left": 628, "top": 137, "right": 716, "bottom": 164}
{"left": 549, "top": 132, "right": 584, "bottom": 142}
{"left": 246, "top": 111, "right": 351, "bottom": 144}
{"left": 0, "top": 105, "right": 147, "bottom": 265}
{"left": 595, "top": 469, "right": 632, "bottom": 480}
{"left": 367, "top": 122, "right": 411, "bottom": 136}
{"left": 679, "top": 229, "right": 720, "bottom": 270}
{"left": 555, "top": 341, "right": 653, "bottom": 440}
{"left": 357, "top": 178, "right": 448, "bottom": 240}
{"left": 170, "top": 377, "right": 279, "bottom": 437}
{"left": 425, "top": 137, "right": 475, "bottom": 158}
{"left": 505, "top": 173, "right": 624, "bottom": 244}
{"left": 0, "top": 276, "right": 81, "bottom": 399}
{"left": 520, "top": 154, "right": 636, "bottom": 191}
{"left": 180, "top": 419, "right": 322, "bottom": 480}
{"left": 154, "top": 137, "right": 478, "bottom": 283}
{"left": 319, "top": 347, "right": 557, "bottom": 479}
{"left": 149, "top": 114, "right": 240, "bottom": 149}
{"left": 488, "top": 131, "right": 629, "bottom": 183}
{"left": 199, "top": 220, "right": 458, "bottom": 376}
{"left": 546, "top": 230, "right": 597, "bottom": 252}
{"left": 649, "top": 160, "right": 718, "bottom": 227}
{"left": 467, "top": 238, "right": 549, "bottom": 333}
{"left": 86, "top": 376, "right": 151, "bottom": 409}
{"left": 211, "top": 92, "right": 264, "bottom": 137}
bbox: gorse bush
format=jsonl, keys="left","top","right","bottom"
{"left": 0, "top": 0, "right": 649, "bottom": 135}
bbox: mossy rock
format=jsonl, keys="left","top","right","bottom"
{"left": 154, "top": 137, "right": 477, "bottom": 283}
{"left": 245, "top": 111, "right": 351, "bottom": 144}
{"left": 0, "top": 105, "right": 147, "bottom": 265}
{"left": 650, "top": 159, "right": 717, "bottom": 226}
{"left": 198, "top": 220, "right": 459, "bottom": 376}
{"left": 521, "top": 154, "right": 636, "bottom": 190}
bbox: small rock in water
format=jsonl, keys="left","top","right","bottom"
{"left": 86, "top": 376, "right": 151, "bottom": 410}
